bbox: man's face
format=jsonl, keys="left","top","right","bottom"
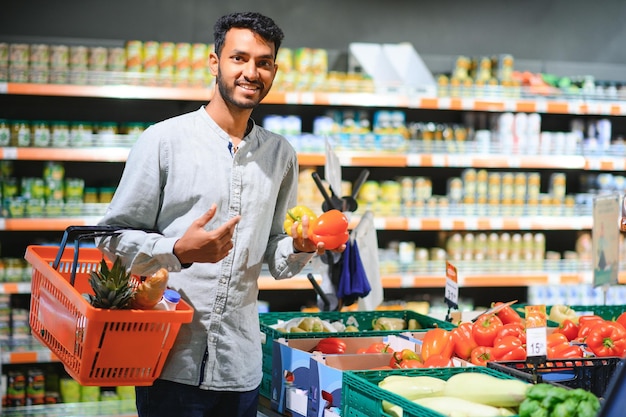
{"left": 211, "top": 28, "right": 278, "bottom": 109}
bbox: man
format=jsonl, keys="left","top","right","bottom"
{"left": 97, "top": 12, "right": 337, "bottom": 417}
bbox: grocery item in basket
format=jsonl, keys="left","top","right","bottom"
{"left": 131, "top": 267, "right": 169, "bottom": 309}
{"left": 85, "top": 257, "right": 134, "bottom": 309}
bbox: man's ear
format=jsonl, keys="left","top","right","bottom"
{"left": 208, "top": 52, "right": 219, "bottom": 76}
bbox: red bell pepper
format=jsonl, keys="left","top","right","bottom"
{"left": 423, "top": 354, "right": 453, "bottom": 368}
{"left": 358, "top": 341, "right": 394, "bottom": 354}
{"left": 492, "top": 301, "right": 523, "bottom": 325}
{"left": 421, "top": 328, "right": 453, "bottom": 362}
{"left": 451, "top": 322, "right": 478, "bottom": 360}
{"left": 586, "top": 321, "right": 626, "bottom": 357}
{"left": 493, "top": 335, "right": 526, "bottom": 361}
{"left": 546, "top": 332, "right": 583, "bottom": 359}
{"left": 576, "top": 315, "right": 605, "bottom": 343}
{"left": 313, "top": 337, "right": 347, "bottom": 354}
{"left": 554, "top": 318, "right": 579, "bottom": 342}
{"left": 472, "top": 314, "right": 503, "bottom": 347}
{"left": 470, "top": 346, "right": 495, "bottom": 366}
{"left": 389, "top": 348, "right": 421, "bottom": 368}
{"left": 310, "top": 209, "right": 349, "bottom": 250}
{"left": 616, "top": 311, "right": 626, "bottom": 330}
{"left": 496, "top": 322, "right": 526, "bottom": 345}
{"left": 398, "top": 359, "right": 425, "bottom": 368}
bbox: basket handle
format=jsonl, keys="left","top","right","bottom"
{"left": 54, "top": 225, "right": 160, "bottom": 286}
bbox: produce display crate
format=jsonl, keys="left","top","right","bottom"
{"left": 488, "top": 357, "right": 623, "bottom": 397}
{"left": 25, "top": 244, "right": 194, "bottom": 387}
{"left": 514, "top": 303, "right": 626, "bottom": 322}
{"left": 567, "top": 304, "right": 626, "bottom": 321}
{"left": 258, "top": 310, "right": 454, "bottom": 398}
{"left": 342, "top": 366, "right": 525, "bottom": 417}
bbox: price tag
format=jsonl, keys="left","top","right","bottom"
{"left": 444, "top": 261, "right": 459, "bottom": 309}
{"left": 525, "top": 305, "right": 547, "bottom": 358}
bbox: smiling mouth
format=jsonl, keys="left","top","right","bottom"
{"left": 237, "top": 82, "right": 262, "bottom": 92}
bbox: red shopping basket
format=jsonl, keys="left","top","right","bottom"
{"left": 24, "top": 226, "right": 194, "bottom": 386}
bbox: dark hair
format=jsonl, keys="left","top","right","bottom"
{"left": 213, "top": 12, "right": 284, "bottom": 58}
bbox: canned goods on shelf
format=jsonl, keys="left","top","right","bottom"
{"left": 69, "top": 45, "right": 88, "bottom": 70}
{"left": 29, "top": 43, "right": 50, "bottom": 69}
{"left": 142, "top": 41, "right": 160, "bottom": 74}
{"left": 49, "top": 44, "right": 69, "bottom": 70}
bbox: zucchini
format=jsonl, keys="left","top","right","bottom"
{"left": 443, "top": 372, "right": 529, "bottom": 408}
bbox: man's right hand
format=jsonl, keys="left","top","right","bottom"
{"left": 173, "top": 204, "right": 241, "bottom": 264}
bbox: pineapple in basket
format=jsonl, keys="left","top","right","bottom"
{"left": 86, "top": 258, "right": 135, "bottom": 309}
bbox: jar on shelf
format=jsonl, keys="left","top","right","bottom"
{"left": 99, "top": 186, "right": 115, "bottom": 203}
{"left": 0, "top": 119, "right": 10, "bottom": 146}
{"left": 83, "top": 187, "right": 99, "bottom": 203}
{"left": 51, "top": 121, "right": 70, "bottom": 147}
{"left": 69, "top": 121, "right": 93, "bottom": 147}
{"left": 11, "top": 120, "right": 31, "bottom": 147}
{"left": 31, "top": 120, "right": 51, "bottom": 147}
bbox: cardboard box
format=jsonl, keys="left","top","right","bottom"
{"left": 307, "top": 332, "right": 473, "bottom": 417}
{"left": 270, "top": 335, "right": 416, "bottom": 416}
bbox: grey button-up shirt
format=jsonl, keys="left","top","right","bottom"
{"left": 97, "top": 106, "right": 313, "bottom": 391}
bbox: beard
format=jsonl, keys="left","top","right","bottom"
{"left": 215, "top": 69, "right": 271, "bottom": 109}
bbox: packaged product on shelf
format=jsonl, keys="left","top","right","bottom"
{"left": 7, "top": 370, "right": 26, "bottom": 407}
{"left": 9, "top": 43, "right": 29, "bottom": 68}
{"left": 69, "top": 121, "right": 93, "bottom": 146}
{"left": 59, "top": 378, "right": 81, "bottom": 403}
{"left": 125, "top": 40, "right": 143, "bottom": 72}
{"left": 69, "top": 45, "right": 88, "bottom": 84}
{"left": 25, "top": 368, "right": 45, "bottom": 405}
{"left": 11, "top": 120, "right": 31, "bottom": 147}
{"left": 142, "top": 40, "right": 160, "bottom": 79}
{"left": 31, "top": 120, "right": 50, "bottom": 147}
{"left": 0, "top": 119, "right": 9, "bottom": 146}
{"left": 49, "top": 44, "right": 69, "bottom": 69}
{"left": 80, "top": 385, "right": 101, "bottom": 402}
{"left": 88, "top": 46, "right": 108, "bottom": 84}
{"left": 88, "top": 46, "right": 107, "bottom": 71}
{"left": 106, "top": 46, "right": 126, "bottom": 73}
{"left": 173, "top": 42, "right": 191, "bottom": 85}
{"left": 158, "top": 41, "right": 175, "bottom": 83}
{"left": 0, "top": 42, "right": 8, "bottom": 66}
{"left": 50, "top": 120, "right": 70, "bottom": 147}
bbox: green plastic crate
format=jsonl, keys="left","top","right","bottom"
{"left": 342, "top": 366, "right": 525, "bottom": 417}
{"left": 515, "top": 303, "right": 626, "bottom": 324}
{"left": 258, "top": 310, "right": 454, "bottom": 399}
{"left": 567, "top": 304, "right": 626, "bottom": 321}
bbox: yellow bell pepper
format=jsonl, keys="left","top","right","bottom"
{"left": 283, "top": 205, "right": 317, "bottom": 238}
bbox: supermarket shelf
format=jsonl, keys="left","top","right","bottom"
{"left": 0, "top": 146, "right": 131, "bottom": 162}
{"left": 1, "top": 400, "right": 137, "bottom": 417}
{"left": 0, "top": 282, "right": 32, "bottom": 294}
{"left": 1, "top": 345, "right": 59, "bottom": 364}
{"left": 0, "top": 217, "right": 103, "bottom": 231}
{"left": 260, "top": 269, "right": 626, "bottom": 290}
{"left": 1, "top": 146, "right": 624, "bottom": 173}
{"left": 0, "top": 213, "right": 592, "bottom": 232}
{"left": 3, "top": 81, "right": 212, "bottom": 101}
{"left": 4, "top": 82, "right": 626, "bottom": 116}
{"left": 6, "top": 260, "right": 615, "bottom": 293}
